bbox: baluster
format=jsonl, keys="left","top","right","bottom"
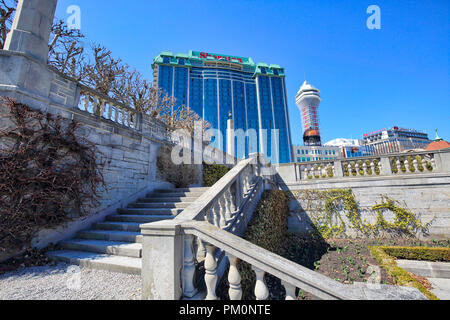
{"left": 396, "top": 158, "right": 402, "bottom": 173}
{"left": 120, "top": 110, "right": 127, "bottom": 125}
{"left": 182, "top": 235, "right": 197, "bottom": 298}
{"left": 412, "top": 158, "right": 419, "bottom": 172}
{"left": 114, "top": 106, "right": 119, "bottom": 122}
{"left": 430, "top": 157, "right": 436, "bottom": 171}
{"left": 218, "top": 195, "right": 227, "bottom": 228}
{"left": 421, "top": 157, "right": 428, "bottom": 171}
{"left": 224, "top": 189, "right": 233, "bottom": 221}
{"left": 83, "top": 94, "right": 89, "bottom": 111}
{"left": 252, "top": 266, "right": 269, "bottom": 300}
{"left": 376, "top": 160, "right": 382, "bottom": 175}
{"left": 362, "top": 162, "right": 368, "bottom": 175}
{"left": 227, "top": 254, "right": 242, "bottom": 300}
{"left": 281, "top": 280, "right": 296, "bottom": 300}
{"left": 204, "top": 244, "right": 218, "bottom": 300}
{"left": 355, "top": 162, "right": 360, "bottom": 176}
{"left": 370, "top": 160, "right": 376, "bottom": 175}
{"left": 107, "top": 103, "right": 113, "bottom": 120}
{"left": 98, "top": 100, "right": 105, "bottom": 116}
{"left": 196, "top": 238, "right": 206, "bottom": 261}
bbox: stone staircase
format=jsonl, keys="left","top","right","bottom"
{"left": 47, "top": 187, "right": 209, "bottom": 274}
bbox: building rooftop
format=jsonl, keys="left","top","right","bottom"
{"left": 152, "top": 50, "right": 285, "bottom": 77}
{"left": 425, "top": 140, "right": 450, "bottom": 151}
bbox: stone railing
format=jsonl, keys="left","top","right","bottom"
{"left": 140, "top": 153, "right": 422, "bottom": 300}
{"left": 77, "top": 85, "right": 139, "bottom": 130}
{"left": 140, "top": 154, "right": 271, "bottom": 300}
{"left": 77, "top": 85, "right": 169, "bottom": 143}
{"left": 276, "top": 149, "right": 450, "bottom": 184}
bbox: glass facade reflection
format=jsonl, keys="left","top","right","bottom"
{"left": 152, "top": 51, "right": 293, "bottom": 163}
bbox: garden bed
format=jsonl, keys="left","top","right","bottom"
{"left": 218, "top": 234, "right": 449, "bottom": 300}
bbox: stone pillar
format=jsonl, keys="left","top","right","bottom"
{"left": 4, "top": 0, "right": 58, "bottom": 63}
{"left": 379, "top": 156, "right": 393, "bottom": 176}
{"left": 334, "top": 160, "right": 344, "bottom": 177}
{"left": 140, "top": 220, "right": 184, "bottom": 300}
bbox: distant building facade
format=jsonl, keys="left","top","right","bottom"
{"left": 292, "top": 145, "right": 340, "bottom": 163}
{"left": 152, "top": 50, "right": 293, "bottom": 163}
{"left": 325, "top": 138, "right": 374, "bottom": 158}
{"left": 363, "top": 126, "right": 430, "bottom": 155}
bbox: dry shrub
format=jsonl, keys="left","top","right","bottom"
{"left": 156, "top": 144, "right": 200, "bottom": 188}
{"left": 0, "top": 98, "right": 105, "bottom": 253}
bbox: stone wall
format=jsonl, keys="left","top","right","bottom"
{"left": 282, "top": 173, "right": 450, "bottom": 239}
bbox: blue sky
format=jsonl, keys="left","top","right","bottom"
{"left": 55, "top": 0, "right": 449, "bottom": 145}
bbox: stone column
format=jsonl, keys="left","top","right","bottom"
{"left": 334, "top": 160, "right": 344, "bottom": 177}
{"left": 379, "top": 156, "right": 393, "bottom": 176}
{"left": 140, "top": 220, "right": 184, "bottom": 300}
{"left": 4, "top": 0, "right": 58, "bottom": 63}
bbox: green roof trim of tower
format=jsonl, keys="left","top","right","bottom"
{"left": 152, "top": 51, "right": 285, "bottom": 77}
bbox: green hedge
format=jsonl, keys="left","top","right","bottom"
{"left": 369, "top": 246, "right": 440, "bottom": 300}
{"left": 382, "top": 246, "right": 450, "bottom": 262}
{"left": 202, "top": 163, "right": 230, "bottom": 187}
{"left": 237, "top": 190, "right": 289, "bottom": 299}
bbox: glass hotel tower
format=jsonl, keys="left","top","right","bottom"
{"left": 152, "top": 50, "right": 293, "bottom": 163}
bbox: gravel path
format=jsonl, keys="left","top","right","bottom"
{"left": 0, "top": 262, "right": 141, "bottom": 300}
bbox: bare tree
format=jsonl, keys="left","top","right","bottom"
{"left": 81, "top": 44, "right": 128, "bottom": 96}
{"left": 47, "top": 19, "right": 85, "bottom": 80}
{"left": 0, "top": 0, "right": 17, "bottom": 49}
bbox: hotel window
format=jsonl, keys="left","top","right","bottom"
{"left": 178, "top": 58, "right": 185, "bottom": 65}
{"left": 163, "top": 57, "right": 170, "bottom": 64}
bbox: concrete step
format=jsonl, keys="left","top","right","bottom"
{"left": 137, "top": 197, "right": 198, "bottom": 203}
{"left": 148, "top": 191, "right": 204, "bottom": 198}
{"left": 128, "top": 202, "right": 191, "bottom": 209}
{"left": 60, "top": 239, "right": 142, "bottom": 258}
{"left": 94, "top": 221, "right": 142, "bottom": 232}
{"left": 397, "top": 259, "right": 450, "bottom": 279}
{"left": 47, "top": 250, "right": 142, "bottom": 275}
{"left": 117, "top": 208, "right": 182, "bottom": 215}
{"left": 106, "top": 214, "right": 176, "bottom": 223}
{"left": 77, "top": 230, "right": 142, "bottom": 243}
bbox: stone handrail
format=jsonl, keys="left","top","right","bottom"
{"left": 142, "top": 216, "right": 421, "bottom": 300}
{"left": 180, "top": 220, "right": 354, "bottom": 300}
{"left": 277, "top": 149, "right": 450, "bottom": 183}
{"left": 140, "top": 152, "right": 419, "bottom": 300}
{"left": 140, "top": 154, "right": 271, "bottom": 300}
{"left": 77, "top": 85, "right": 140, "bottom": 130}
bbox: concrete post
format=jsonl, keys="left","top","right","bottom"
{"left": 334, "top": 160, "right": 344, "bottom": 177}
{"left": 379, "top": 156, "right": 393, "bottom": 176}
{"left": 140, "top": 220, "right": 184, "bottom": 300}
{"left": 226, "top": 117, "right": 235, "bottom": 158}
{"left": 4, "top": 0, "right": 58, "bottom": 63}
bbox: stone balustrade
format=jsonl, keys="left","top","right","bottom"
{"left": 142, "top": 218, "right": 425, "bottom": 300}
{"left": 276, "top": 149, "right": 450, "bottom": 184}
{"left": 78, "top": 85, "right": 139, "bottom": 130}
{"left": 140, "top": 154, "right": 271, "bottom": 300}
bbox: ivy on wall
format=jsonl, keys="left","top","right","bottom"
{"left": 290, "top": 189, "right": 432, "bottom": 239}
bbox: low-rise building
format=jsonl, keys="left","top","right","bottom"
{"left": 292, "top": 145, "right": 340, "bottom": 163}
{"left": 324, "top": 138, "right": 374, "bottom": 158}
{"left": 363, "top": 126, "right": 430, "bottom": 155}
